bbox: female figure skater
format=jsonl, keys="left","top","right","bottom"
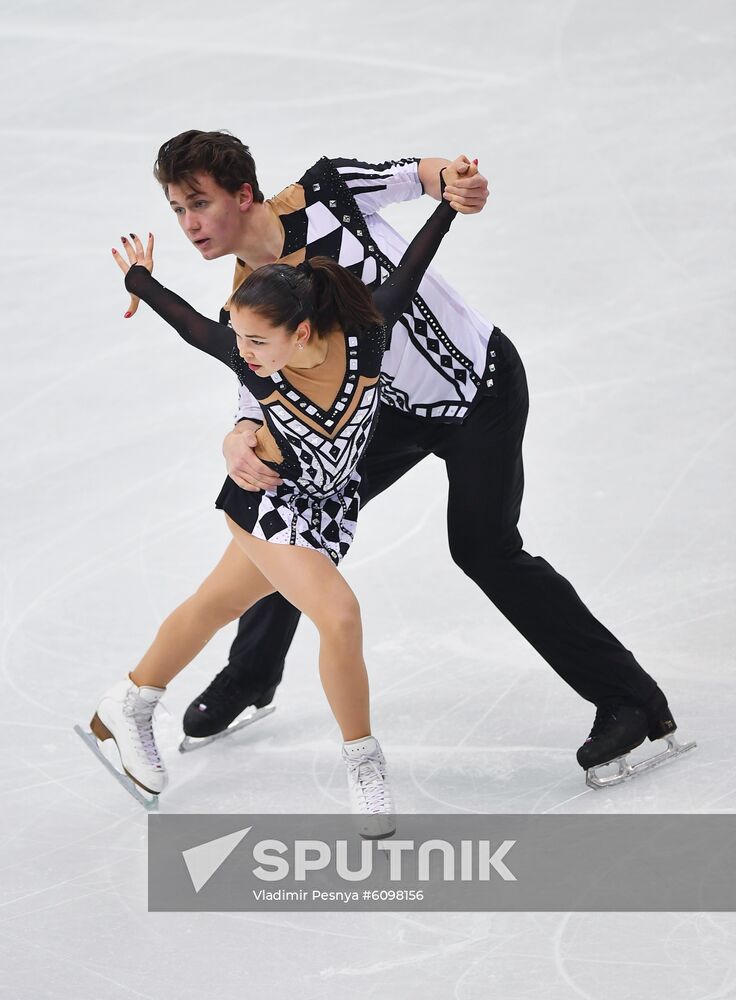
{"left": 81, "top": 164, "right": 464, "bottom": 830}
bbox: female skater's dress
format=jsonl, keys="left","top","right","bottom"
{"left": 124, "top": 198, "right": 456, "bottom": 565}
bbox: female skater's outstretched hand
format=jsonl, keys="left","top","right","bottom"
{"left": 111, "top": 232, "right": 155, "bottom": 319}
{"left": 441, "top": 156, "right": 485, "bottom": 214}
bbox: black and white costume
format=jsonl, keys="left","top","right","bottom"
{"left": 208, "top": 155, "right": 670, "bottom": 728}
{"left": 231, "top": 157, "right": 497, "bottom": 426}
{"left": 124, "top": 195, "right": 458, "bottom": 565}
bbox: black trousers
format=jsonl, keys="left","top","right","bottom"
{"left": 225, "top": 329, "right": 659, "bottom": 709}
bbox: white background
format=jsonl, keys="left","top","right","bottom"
{"left": 1, "top": 1, "right": 734, "bottom": 997}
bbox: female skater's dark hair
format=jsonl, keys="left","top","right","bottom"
{"left": 153, "top": 129, "right": 264, "bottom": 202}
{"left": 231, "top": 258, "right": 384, "bottom": 338}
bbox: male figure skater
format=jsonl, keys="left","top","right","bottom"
{"left": 137, "top": 129, "right": 687, "bottom": 781}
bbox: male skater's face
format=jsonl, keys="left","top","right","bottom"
{"left": 168, "top": 173, "right": 249, "bottom": 260}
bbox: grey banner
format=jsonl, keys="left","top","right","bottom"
{"left": 148, "top": 814, "right": 736, "bottom": 912}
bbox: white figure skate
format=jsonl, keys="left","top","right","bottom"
{"left": 75, "top": 676, "right": 167, "bottom": 809}
{"left": 342, "top": 735, "right": 396, "bottom": 838}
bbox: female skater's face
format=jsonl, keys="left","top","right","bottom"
{"left": 230, "top": 306, "right": 309, "bottom": 377}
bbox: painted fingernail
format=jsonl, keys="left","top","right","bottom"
{"left": 129, "top": 232, "right": 136, "bottom": 239}
{"left": 124, "top": 311, "right": 132, "bottom": 318}
{"left": 473, "top": 158, "right": 478, "bottom": 165}
{"left": 121, "top": 236, "right": 127, "bottom": 243}
{"left": 112, "top": 248, "right": 118, "bottom": 254}
{"left": 148, "top": 232, "right": 152, "bottom": 239}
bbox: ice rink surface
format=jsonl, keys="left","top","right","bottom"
{"left": 1, "top": 0, "right": 735, "bottom": 996}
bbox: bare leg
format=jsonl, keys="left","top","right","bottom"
{"left": 130, "top": 540, "right": 274, "bottom": 689}
{"left": 225, "top": 516, "right": 370, "bottom": 742}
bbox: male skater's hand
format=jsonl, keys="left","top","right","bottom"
{"left": 223, "top": 422, "right": 284, "bottom": 492}
{"left": 111, "top": 232, "right": 154, "bottom": 318}
{"left": 441, "top": 156, "right": 487, "bottom": 214}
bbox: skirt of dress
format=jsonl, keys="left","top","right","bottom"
{"left": 215, "top": 473, "right": 361, "bottom": 566}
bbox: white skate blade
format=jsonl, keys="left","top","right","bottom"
{"left": 585, "top": 734, "right": 698, "bottom": 790}
{"left": 177, "top": 704, "right": 276, "bottom": 754}
{"left": 74, "top": 724, "right": 159, "bottom": 810}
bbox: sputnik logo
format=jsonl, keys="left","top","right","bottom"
{"left": 181, "top": 828, "right": 518, "bottom": 890}
{"left": 182, "top": 826, "right": 252, "bottom": 893}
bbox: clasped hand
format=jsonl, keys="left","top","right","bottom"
{"left": 441, "top": 155, "right": 486, "bottom": 214}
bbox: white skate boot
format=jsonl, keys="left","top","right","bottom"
{"left": 342, "top": 735, "right": 396, "bottom": 838}
{"left": 75, "top": 676, "right": 167, "bottom": 809}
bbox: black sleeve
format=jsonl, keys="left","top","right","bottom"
{"left": 371, "top": 197, "right": 457, "bottom": 331}
{"left": 124, "top": 265, "right": 236, "bottom": 367}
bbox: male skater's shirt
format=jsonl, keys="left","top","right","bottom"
{"left": 124, "top": 199, "right": 457, "bottom": 501}
{"left": 228, "top": 157, "right": 496, "bottom": 427}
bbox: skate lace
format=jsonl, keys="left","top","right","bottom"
{"left": 588, "top": 707, "right": 617, "bottom": 740}
{"left": 348, "top": 756, "right": 389, "bottom": 813}
{"left": 124, "top": 691, "right": 164, "bottom": 770}
{"left": 200, "top": 672, "right": 247, "bottom": 708}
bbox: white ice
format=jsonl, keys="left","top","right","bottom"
{"left": 1, "top": 1, "right": 735, "bottom": 997}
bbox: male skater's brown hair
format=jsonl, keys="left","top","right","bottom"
{"left": 154, "top": 129, "right": 264, "bottom": 202}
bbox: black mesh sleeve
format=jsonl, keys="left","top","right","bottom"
{"left": 124, "top": 265, "right": 236, "bottom": 367}
{"left": 371, "top": 197, "right": 457, "bottom": 331}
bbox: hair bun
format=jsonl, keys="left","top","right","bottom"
{"left": 297, "top": 260, "right": 314, "bottom": 278}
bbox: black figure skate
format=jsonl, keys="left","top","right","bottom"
{"left": 577, "top": 690, "right": 696, "bottom": 789}
{"left": 178, "top": 669, "right": 277, "bottom": 753}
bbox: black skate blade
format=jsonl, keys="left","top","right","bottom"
{"left": 585, "top": 734, "right": 698, "bottom": 790}
{"left": 74, "top": 725, "right": 159, "bottom": 811}
{"left": 177, "top": 704, "right": 276, "bottom": 754}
